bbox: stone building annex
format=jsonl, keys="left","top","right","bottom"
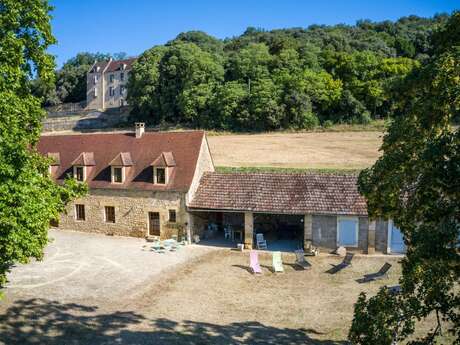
{"left": 38, "top": 124, "right": 405, "bottom": 255}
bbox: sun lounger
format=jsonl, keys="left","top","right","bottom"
{"left": 357, "top": 262, "right": 392, "bottom": 283}
{"left": 250, "top": 250, "right": 262, "bottom": 274}
{"left": 326, "top": 252, "right": 354, "bottom": 274}
{"left": 272, "top": 251, "right": 284, "bottom": 273}
{"left": 294, "top": 249, "right": 311, "bottom": 270}
{"left": 359, "top": 262, "right": 391, "bottom": 283}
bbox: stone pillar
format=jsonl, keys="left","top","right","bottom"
{"left": 186, "top": 213, "right": 193, "bottom": 244}
{"left": 244, "top": 212, "right": 253, "bottom": 249}
{"left": 304, "top": 214, "right": 313, "bottom": 249}
{"left": 367, "top": 220, "right": 376, "bottom": 254}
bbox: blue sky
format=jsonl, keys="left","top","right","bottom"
{"left": 49, "top": 0, "right": 458, "bottom": 67}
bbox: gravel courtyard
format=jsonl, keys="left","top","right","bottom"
{"left": 0, "top": 229, "right": 216, "bottom": 305}
{"left": 0, "top": 229, "right": 414, "bottom": 344}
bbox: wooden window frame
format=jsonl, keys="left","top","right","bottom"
{"left": 74, "top": 166, "right": 85, "bottom": 182}
{"left": 104, "top": 206, "right": 116, "bottom": 223}
{"left": 111, "top": 166, "right": 124, "bottom": 184}
{"left": 154, "top": 167, "right": 167, "bottom": 185}
{"left": 169, "top": 209, "right": 177, "bottom": 223}
{"left": 75, "top": 204, "right": 86, "bottom": 221}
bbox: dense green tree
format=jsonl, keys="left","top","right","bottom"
{"left": 211, "top": 81, "right": 249, "bottom": 130}
{"left": 157, "top": 42, "right": 224, "bottom": 123}
{"left": 0, "top": 0, "right": 86, "bottom": 294}
{"left": 226, "top": 43, "right": 272, "bottom": 82}
{"left": 349, "top": 12, "right": 460, "bottom": 344}
{"left": 127, "top": 46, "right": 167, "bottom": 122}
{"left": 247, "top": 78, "right": 284, "bottom": 130}
{"left": 125, "top": 11, "right": 452, "bottom": 131}
{"left": 168, "top": 31, "right": 224, "bottom": 54}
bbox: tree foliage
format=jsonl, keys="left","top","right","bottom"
{"left": 128, "top": 13, "right": 450, "bottom": 131}
{"left": 349, "top": 12, "right": 460, "bottom": 344}
{"left": 0, "top": 0, "right": 86, "bottom": 293}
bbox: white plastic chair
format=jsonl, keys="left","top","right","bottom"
{"left": 224, "top": 226, "right": 231, "bottom": 239}
{"left": 256, "top": 233, "right": 267, "bottom": 249}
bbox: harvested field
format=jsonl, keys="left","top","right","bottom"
{"left": 207, "top": 131, "right": 383, "bottom": 170}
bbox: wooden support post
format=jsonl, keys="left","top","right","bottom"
{"left": 244, "top": 212, "right": 253, "bottom": 249}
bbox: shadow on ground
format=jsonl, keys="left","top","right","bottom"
{"left": 0, "top": 299, "right": 348, "bottom": 345}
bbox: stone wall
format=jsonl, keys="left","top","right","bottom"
{"left": 311, "top": 214, "right": 377, "bottom": 253}
{"left": 86, "top": 70, "right": 104, "bottom": 110}
{"left": 375, "top": 219, "right": 388, "bottom": 253}
{"left": 58, "top": 188, "right": 187, "bottom": 239}
{"left": 358, "top": 217, "right": 369, "bottom": 251}
{"left": 186, "top": 136, "right": 215, "bottom": 204}
{"left": 312, "top": 215, "right": 337, "bottom": 250}
{"left": 42, "top": 110, "right": 129, "bottom": 132}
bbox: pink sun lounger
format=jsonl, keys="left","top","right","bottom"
{"left": 250, "top": 250, "right": 262, "bottom": 274}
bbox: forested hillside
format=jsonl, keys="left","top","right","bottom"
{"left": 35, "top": 13, "right": 452, "bottom": 131}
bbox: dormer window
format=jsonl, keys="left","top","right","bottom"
{"left": 151, "top": 152, "right": 176, "bottom": 185}
{"left": 74, "top": 166, "right": 85, "bottom": 182}
{"left": 155, "top": 168, "right": 166, "bottom": 184}
{"left": 109, "top": 152, "right": 133, "bottom": 184}
{"left": 71, "top": 152, "right": 95, "bottom": 182}
{"left": 112, "top": 166, "right": 124, "bottom": 183}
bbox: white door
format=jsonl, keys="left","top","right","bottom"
{"left": 388, "top": 221, "right": 406, "bottom": 254}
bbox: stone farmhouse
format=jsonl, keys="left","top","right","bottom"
{"left": 86, "top": 57, "right": 137, "bottom": 110}
{"left": 38, "top": 124, "right": 405, "bottom": 255}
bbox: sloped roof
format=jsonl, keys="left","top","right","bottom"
{"left": 105, "top": 58, "right": 137, "bottom": 72}
{"left": 151, "top": 152, "right": 176, "bottom": 167}
{"left": 89, "top": 60, "right": 110, "bottom": 73}
{"left": 189, "top": 172, "right": 368, "bottom": 216}
{"left": 109, "top": 152, "right": 133, "bottom": 166}
{"left": 71, "top": 152, "right": 96, "bottom": 166}
{"left": 37, "top": 131, "right": 205, "bottom": 192}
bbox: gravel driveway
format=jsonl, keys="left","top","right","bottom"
{"left": 1, "top": 229, "right": 214, "bottom": 305}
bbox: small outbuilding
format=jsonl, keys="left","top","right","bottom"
{"left": 188, "top": 172, "right": 396, "bottom": 254}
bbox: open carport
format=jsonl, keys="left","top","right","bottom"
{"left": 188, "top": 172, "right": 371, "bottom": 253}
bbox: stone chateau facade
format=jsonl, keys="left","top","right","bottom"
{"left": 86, "top": 57, "right": 137, "bottom": 110}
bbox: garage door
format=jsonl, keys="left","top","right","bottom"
{"left": 389, "top": 221, "right": 406, "bottom": 254}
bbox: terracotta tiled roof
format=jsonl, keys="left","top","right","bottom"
{"left": 151, "top": 152, "right": 176, "bottom": 167}
{"left": 37, "top": 131, "right": 205, "bottom": 192}
{"left": 71, "top": 152, "right": 96, "bottom": 166}
{"left": 189, "top": 172, "right": 368, "bottom": 216}
{"left": 89, "top": 60, "right": 110, "bottom": 73}
{"left": 109, "top": 152, "right": 133, "bottom": 166}
{"left": 106, "top": 58, "right": 137, "bottom": 72}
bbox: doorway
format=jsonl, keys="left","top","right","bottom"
{"left": 388, "top": 220, "right": 406, "bottom": 254}
{"left": 148, "top": 212, "right": 160, "bottom": 236}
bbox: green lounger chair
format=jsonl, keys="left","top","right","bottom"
{"left": 272, "top": 251, "right": 284, "bottom": 273}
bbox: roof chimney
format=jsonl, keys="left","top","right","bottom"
{"left": 135, "top": 122, "right": 145, "bottom": 138}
